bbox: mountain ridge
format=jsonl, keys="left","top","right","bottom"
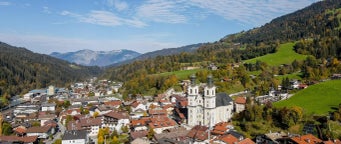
{"left": 50, "top": 49, "right": 141, "bottom": 67}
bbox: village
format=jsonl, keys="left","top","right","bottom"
{"left": 0, "top": 75, "right": 340, "bottom": 144}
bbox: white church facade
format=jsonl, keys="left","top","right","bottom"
{"left": 187, "top": 75, "right": 233, "bottom": 127}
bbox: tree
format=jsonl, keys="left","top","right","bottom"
{"left": 63, "top": 100, "right": 71, "bottom": 109}
{"left": 93, "top": 111, "right": 99, "bottom": 118}
{"left": 97, "top": 135, "right": 104, "bottom": 144}
{"left": 121, "top": 125, "right": 129, "bottom": 133}
{"left": 147, "top": 127, "right": 155, "bottom": 140}
{"left": 2, "top": 122, "right": 12, "bottom": 135}
{"left": 53, "top": 139, "right": 62, "bottom": 144}
{"left": 111, "top": 136, "right": 119, "bottom": 144}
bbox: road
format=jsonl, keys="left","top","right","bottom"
{"left": 47, "top": 121, "right": 66, "bottom": 144}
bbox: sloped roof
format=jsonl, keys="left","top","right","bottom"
{"left": 291, "top": 134, "right": 322, "bottom": 144}
{"left": 104, "top": 111, "right": 129, "bottom": 119}
{"left": 187, "top": 125, "right": 208, "bottom": 141}
{"left": 238, "top": 138, "right": 256, "bottom": 144}
{"left": 26, "top": 125, "right": 51, "bottom": 133}
{"left": 219, "top": 134, "right": 238, "bottom": 144}
{"left": 235, "top": 97, "right": 246, "bottom": 104}
{"left": 216, "top": 93, "right": 233, "bottom": 107}
{"left": 62, "top": 130, "right": 87, "bottom": 140}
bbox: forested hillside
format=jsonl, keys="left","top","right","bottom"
{"left": 0, "top": 42, "right": 102, "bottom": 104}
{"left": 102, "top": 0, "right": 341, "bottom": 98}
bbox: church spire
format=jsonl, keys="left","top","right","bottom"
{"left": 207, "top": 75, "right": 213, "bottom": 87}
{"left": 190, "top": 74, "right": 196, "bottom": 86}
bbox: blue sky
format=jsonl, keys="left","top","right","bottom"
{"left": 0, "top": 0, "right": 317, "bottom": 54}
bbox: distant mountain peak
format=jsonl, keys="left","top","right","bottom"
{"left": 50, "top": 49, "right": 141, "bottom": 66}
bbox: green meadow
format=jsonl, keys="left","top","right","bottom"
{"left": 274, "top": 80, "right": 341, "bottom": 115}
{"left": 244, "top": 42, "right": 308, "bottom": 66}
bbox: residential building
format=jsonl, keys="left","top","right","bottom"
{"left": 234, "top": 97, "right": 246, "bottom": 113}
{"left": 62, "top": 130, "right": 88, "bottom": 144}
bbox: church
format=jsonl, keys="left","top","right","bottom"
{"left": 187, "top": 75, "right": 233, "bottom": 127}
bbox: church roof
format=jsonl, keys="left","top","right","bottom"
{"left": 216, "top": 93, "right": 232, "bottom": 107}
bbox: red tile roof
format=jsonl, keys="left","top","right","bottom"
{"left": 235, "top": 97, "right": 246, "bottom": 104}
{"left": 323, "top": 139, "right": 341, "bottom": 144}
{"left": 148, "top": 116, "right": 177, "bottom": 129}
{"left": 238, "top": 138, "right": 256, "bottom": 144}
{"left": 104, "top": 111, "right": 129, "bottom": 119}
{"left": 219, "top": 134, "right": 238, "bottom": 144}
{"left": 187, "top": 125, "right": 208, "bottom": 141}
{"left": 149, "top": 109, "right": 167, "bottom": 115}
{"left": 26, "top": 125, "right": 51, "bottom": 133}
{"left": 131, "top": 119, "right": 148, "bottom": 127}
{"left": 0, "top": 136, "right": 38, "bottom": 143}
{"left": 130, "top": 130, "right": 148, "bottom": 139}
{"left": 104, "top": 100, "right": 122, "bottom": 106}
{"left": 13, "top": 126, "right": 27, "bottom": 134}
{"left": 79, "top": 117, "right": 102, "bottom": 127}
{"left": 291, "top": 134, "right": 322, "bottom": 144}
{"left": 131, "top": 101, "right": 140, "bottom": 108}
{"left": 211, "top": 122, "right": 229, "bottom": 135}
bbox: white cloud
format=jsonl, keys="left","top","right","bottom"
{"left": 43, "top": 6, "right": 51, "bottom": 14}
{"left": 60, "top": 10, "right": 146, "bottom": 28}
{"left": 187, "top": 0, "right": 315, "bottom": 25}
{"left": 136, "top": 0, "right": 187, "bottom": 24}
{"left": 107, "top": 0, "right": 128, "bottom": 11}
{"left": 0, "top": 33, "right": 180, "bottom": 54}
{"left": 0, "top": 1, "right": 10, "bottom": 6}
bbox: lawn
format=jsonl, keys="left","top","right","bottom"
{"left": 274, "top": 80, "right": 341, "bottom": 115}
{"left": 156, "top": 69, "right": 203, "bottom": 80}
{"left": 244, "top": 42, "right": 308, "bottom": 66}
{"left": 275, "top": 72, "right": 303, "bottom": 81}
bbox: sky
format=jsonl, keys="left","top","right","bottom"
{"left": 0, "top": 0, "right": 317, "bottom": 54}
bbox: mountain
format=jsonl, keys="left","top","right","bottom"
{"left": 110, "top": 43, "right": 204, "bottom": 67}
{"left": 134, "top": 43, "right": 204, "bottom": 61}
{"left": 0, "top": 42, "right": 102, "bottom": 102}
{"left": 103, "top": 0, "right": 341, "bottom": 82}
{"left": 50, "top": 49, "right": 141, "bottom": 66}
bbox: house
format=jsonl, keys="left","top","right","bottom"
{"left": 148, "top": 116, "right": 177, "bottom": 134}
{"left": 187, "top": 125, "right": 208, "bottom": 142}
{"left": 130, "top": 130, "right": 148, "bottom": 140}
{"left": 26, "top": 125, "right": 52, "bottom": 139}
{"left": 234, "top": 97, "right": 246, "bottom": 113}
{"left": 0, "top": 136, "right": 38, "bottom": 144}
{"left": 211, "top": 122, "right": 229, "bottom": 135}
{"left": 131, "top": 101, "right": 148, "bottom": 112}
{"left": 41, "top": 103, "right": 56, "bottom": 112}
{"left": 215, "top": 134, "right": 238, "bottom": 144}
{"left": 38, "top": 114, "right": 56, "bottom": 126}
{"left": 131, "top": 137, "right": 151, "bottom": 144}
{"left": 13, "top": 125, "right": 27, "bottom": 136}
{"left": 103, "top": 100, "right": 122, "bottom": 109}
{"left": 323, "top": 139, "right": 341, "bottom": 144}
{"left": 148, "top": 108, "right": 167, "bottom": 116}
{"left": 154, "top": 127, "right": 190, "bottom": 143}
{"left": 102, "top": 111, "right": 130, "bottom": 132}
{"left": 289, "top": 134, "right": 322, "bottom": 144}
{"left": 131, "top": 118, "right": 150, "bottom": 131}
{"left": 79, "top": 117, "right": 102, "bottom": 137}
{"left": 256, "top": 131, "right": 287, "bottom": 144}
{"left": 238, "top": 138, "right": 256, "bottom": 144}
{"left": 331, "top": 74, "right": 341, "bottom": 79}
{"left": 290, "top": 79, "right": 300, "bottom": 89}
{"left": 62, "top": 130, "right": 88, "bottom": 144}
{"left": 208, "top": 63, "right": 218, "bottom": 70}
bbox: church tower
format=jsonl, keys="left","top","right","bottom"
{"left": 204, "top": 75, "right": 216, "bottom": 127}
{"left": 187, "top": 75, "right": 199, "bottom": 126}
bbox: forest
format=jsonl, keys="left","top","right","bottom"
{"left": 0, "top": 42, "right": 102, "bottom": 107}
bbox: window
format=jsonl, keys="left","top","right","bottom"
{"left": 190, "top": 89, "right": 192, "bottom": 94}
{"left": 207, "top": 90, "right": 209, "bottom": 95}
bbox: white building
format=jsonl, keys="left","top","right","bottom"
{"left": 48, "top": 85, "right": 55, "bottom": 96}
{"left": 62, "top": 130, "right": 88, "bottom": 144}
{"left": 187, "top": 75, "right": 234, "bottom": 127}
{"left": 41, "top": 103, "right": 56, "bottom": 112}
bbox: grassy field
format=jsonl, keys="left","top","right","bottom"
{"left": 244, "top": 42, "right": 308, "bottom": 66}
{"left": 274, "top": 80, "right": 341, "bottom": 115}
{"left": 156, "top": 69, "right": 202, "bottom": 80}
{"left": 275, "top": 72, "right": 303, "bottom": 81}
